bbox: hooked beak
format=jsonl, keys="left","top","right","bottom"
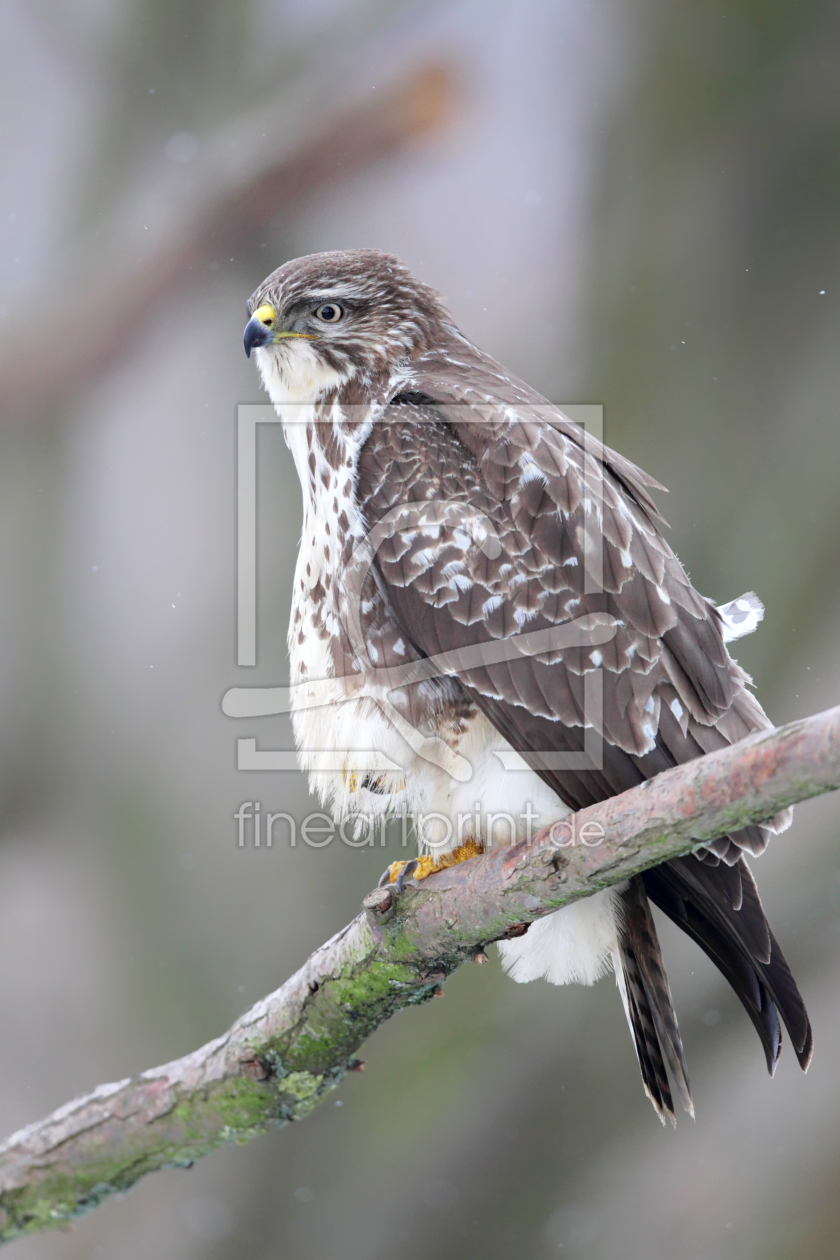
{"left": 244, "top": 304, "right": 275, "bottom": 358}
{"left": 243, "top": 315, "right": 270, "bottom": 358}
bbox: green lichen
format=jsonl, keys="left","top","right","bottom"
{"left": 274, "top": 1071, "right": 328, "bottom": 1120}
{"left": 280, "top": 1070, "right": 322, "bottom": 1101}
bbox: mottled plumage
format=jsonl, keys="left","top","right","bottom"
{"left": 244, "top": 248, "right": 812, "bottom": 1123}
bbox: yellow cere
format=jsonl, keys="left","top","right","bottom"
{"left": 253, "top": 303, "right": 275, "bottom": 326}
{"left": 252, "top": 302, "right": 318, "bottom": 342}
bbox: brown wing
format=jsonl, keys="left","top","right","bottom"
{"left": 354, "top": 356, "right": 812, "bottom": 1074}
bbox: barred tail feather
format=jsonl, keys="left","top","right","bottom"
{"left": 616, "top": 877, "right": 694, "bottom": 1124}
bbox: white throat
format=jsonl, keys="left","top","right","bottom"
{"left": 255, "top": 341, "right": 350, "bottom": 492}
{"left": 255, "top": 341, "right": 347, "bottom": 408}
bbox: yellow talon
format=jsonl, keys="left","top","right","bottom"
{"left": 387, "top": 840, "right": 484, "bottom": 885}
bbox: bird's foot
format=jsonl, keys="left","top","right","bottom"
{"left": 378, "top": 841, "right": 484, "bottom": 893}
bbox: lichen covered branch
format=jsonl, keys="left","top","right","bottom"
{"left": 1, "top": 704, "right": 839, "bottom": 1244}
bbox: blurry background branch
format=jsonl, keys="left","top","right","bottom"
{"left": 0, "top": 63, "right": 456, "bottom": 426}
{"left": 1, "top": 703, "right": 838, "bottom": 1247}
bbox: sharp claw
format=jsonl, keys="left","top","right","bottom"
{"left": 396, "top": 859, "right": 418, "bottom": 894}
{"left": 377, "top": 856, "right": 426, "bottom": 893}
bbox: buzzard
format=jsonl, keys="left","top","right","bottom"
{"left": 243, "top": 248, "right": 812, "bottom": 1123}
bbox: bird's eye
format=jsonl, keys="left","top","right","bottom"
{"left": 314, "top": 303, "right": 344, "bottom": 323}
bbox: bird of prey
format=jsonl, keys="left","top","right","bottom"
{"left": 243, "top": 248, "right": 812, "bottom": 1123}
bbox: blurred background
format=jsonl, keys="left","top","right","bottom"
{"left": 1, "top": 0, "right": 839, "bottom": 1257}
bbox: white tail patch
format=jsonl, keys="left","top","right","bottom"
{"left": 716, "top": 591, "right": 765, "bottom": 643}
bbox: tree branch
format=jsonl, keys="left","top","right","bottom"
{"left": 1, "top": 704, "right": 839, "bottom": 1244}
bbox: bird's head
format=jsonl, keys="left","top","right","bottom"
{"left": 244, "top": 248, "right": 450, "bottom": 401}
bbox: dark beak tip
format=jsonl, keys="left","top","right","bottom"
{"left": 243, "top": 316, "right": 270, "bottom": 359}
